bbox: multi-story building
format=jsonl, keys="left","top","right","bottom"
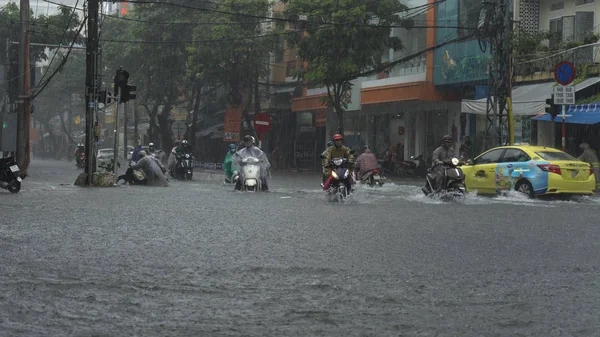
{"left": 289, "top": 0, "right": 477, "bottom": 170}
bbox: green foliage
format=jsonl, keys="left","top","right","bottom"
{"left": 282, "top": 0, "right": 408, "bottom": 134}
{"left": 0, "top": 3, "right": 83, "bottom": 65}
{"left": 186, "top": 0, "right": 275, "bottom": 106}
{"left": 102, "top": 4, "right": 198, "bottom": 150}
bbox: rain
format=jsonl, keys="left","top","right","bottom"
{"left": 2, "top": 0, "right": 600, "bottom": 336}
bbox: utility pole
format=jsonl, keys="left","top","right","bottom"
{"left": 479, "top": 0, "right": 513, "bottom": 148}
{"left": 84, "top": 0, "right": 100, "bottom": 185}
{"left": 16, "top": 0, "right": 31, "bottom": 172}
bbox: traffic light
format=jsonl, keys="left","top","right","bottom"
{"left": 96, "top": 90, "right": 113, "bottom": 104}
{"left": 121, "top": 85, "right": 137, "bottom": 103}
{"left": 545, "top": 94, "right": 558, "bottom": 118}
{"left": 114, "top": 67, "right": 129, "bottom": 97}
{"left": 2, "top": 121, "right": 6, "bottom": 129}
{"left": 113, "top": 67, "right": 136, "bottom": 103}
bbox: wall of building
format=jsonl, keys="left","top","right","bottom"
{"left": 540, "top": 0, "right": 598, "bottom": 42}
{"left": 433, "top": 0, "right": 490, "bottom": 86}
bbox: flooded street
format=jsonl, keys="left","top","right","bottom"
{"left": 1, "top": 160, "right": 600, "bottom": 336}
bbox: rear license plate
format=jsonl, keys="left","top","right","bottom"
{"left": 571, "top": 170, "right": 578, "bottom": 178}
{"left": 17, "top": 177, "right": 22, "bottom": 182}
{"left": 9, "top": 165, "right": 19, "bottom": 172}
{"left": 373, "top": 175, "right": 380, "bottom": 179}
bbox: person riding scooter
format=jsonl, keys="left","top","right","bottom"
{"left": 223, "top": 143, "right": 238, "bottom": 183}
{"left": 130, "top": 151, "right": 169, "bottom": 186}
{"left": 354, "top": 145, "right": 378, "bottom": 181}
{"left": 234, "top": 135, "right": 270, "bottom": 191}
{"left": 148, "top": 142, "right": 166, "bottom": 165}
{"left": 321, "top": 134, "right": 355, "bottom": 187}
{"left": 428, "top": 135, "right": 456, "bottom": 192}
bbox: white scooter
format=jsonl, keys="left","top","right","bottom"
{"left": 233, "top": 156, "right": 262, "bottom": 192}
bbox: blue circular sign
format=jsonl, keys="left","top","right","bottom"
{"left": 554, "top": 61, "right": 576, "bottom": 85}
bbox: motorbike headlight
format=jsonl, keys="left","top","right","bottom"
{"left": 185, "top": 154, "right": 190, "bottom": 158}
{"left": 452, "top": 158, "right": 459, "bottom": 166}
{"left": 331, "top": 171, "right": 339, "bottom": 179}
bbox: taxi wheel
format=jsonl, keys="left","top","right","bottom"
{"left": 515, "top": 180, "right": 534, "bottom": 198}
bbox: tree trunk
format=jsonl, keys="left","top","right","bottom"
{"left": 157, "top": 102, "right": 173, "bottom": 152}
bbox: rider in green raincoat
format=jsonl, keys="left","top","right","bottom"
{"left": 223, "top": 143, "right": 238, "bottom": 182}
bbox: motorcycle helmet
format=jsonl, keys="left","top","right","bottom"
{"left": 148, "top": 142, "right": 155, "bottom": 152}
{"left": 229, "top": 143, "right": 237, "bottom": 151}
{"left": 181, "top": 140, "right": 189, "bottom": 146}
{"left": 333, "top": 134, "right": 343, "bottom": 147}
{"left": 243, "top": 135, "right": 254, "bottom": 147}
{"left": 139, "top": 150, "right": 147, "bottom": 158}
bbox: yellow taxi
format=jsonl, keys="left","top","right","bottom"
{"left": 461, "top": 145, "right": 596, "bottom": 198}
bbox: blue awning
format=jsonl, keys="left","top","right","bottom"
{"left": 531, "top": 103, "right": 600, "bottom": 124}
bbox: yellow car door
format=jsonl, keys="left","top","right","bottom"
{"left": 464, "top": 148, "right": 506, "bottom": 194}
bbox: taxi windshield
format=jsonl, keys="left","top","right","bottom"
{"left": 535, "top": 151, "right": 577, "bottom": 161}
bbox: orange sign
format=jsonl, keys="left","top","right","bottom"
{"left": 315, "top": 111, "right": 327, "bottom": 127}
{"left": 223, "top": 105, "right": 243, "bottom": 142}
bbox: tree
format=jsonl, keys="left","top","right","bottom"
{"left": 186, "top": 0, "right": 278, "bottom": 136}
{"left": 1, "top": 3, "right": 84, "bottom": 152}
{"left": 102, "top": 4, "right": 196, "bottom": 150}
{"left": 283, "top": 0, "right": 409, "bottom": 135}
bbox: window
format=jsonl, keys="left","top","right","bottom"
{"left": 576, "top": 0, "right": 594, "bottom": 5}
{"left": 458, "top": 0, "right": 482, "bottom": 38}
{"left": 575, "top": 12, "right": 594, "bottom": 42}
{"left": 535, "top": 151, "right": 577, "bottom": 161}
{"left": 550, "top": 1, "right": 565, "bottom": 11}
{"left": 475, "top": 149, "right": 505, "bottom": 165}
{"left": 549, "top": 18, "right": 563, "bottom": 48}
{"left": 501, "top": 149, "right": 531, "bottom": 163}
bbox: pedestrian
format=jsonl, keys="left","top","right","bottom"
{"left": 460, "top": 136, "right": 472, "bottom": 160}
{"left": 578, "top": 142, "right": 600, "bottom": 190}
{"left": 271, "top": 146, "right": 280, "bottom": 171}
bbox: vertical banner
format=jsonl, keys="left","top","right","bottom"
{"left": 223, "top": 105, "right": 242, "bottom": 142}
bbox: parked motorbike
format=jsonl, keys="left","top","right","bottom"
{"left": 360, "top": 168, "right": 385, "bottom": 187}
{"left": 0, "top": 157, "right": 23, "bottom": 193}
{"left": 323, "top": 157, "right": 353, "bottom": 202}
{"left": 396, "top": 154, "right": 425, "bottom": 177}
{"left": 174, "top": 153, "right": 194, "bottom": 180}
{"left": 233, "top": 156, "right": 263, "bottom": 192}
{"left": 422, "top": 158, "right": 466, "bottom": 200}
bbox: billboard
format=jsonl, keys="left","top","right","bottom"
{"left": 223, "top": 105, "right": 242, "bottom": 142}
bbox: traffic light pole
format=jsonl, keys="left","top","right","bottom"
{"left": 112, "top": 87, "right": 121, "bottom": 184}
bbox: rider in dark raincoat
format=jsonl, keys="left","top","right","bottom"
{"left": 578, "top": 142, "right": 600, "bottom": 189}
{"left": 430, "top": 135, "right": 455, "bottom": 192}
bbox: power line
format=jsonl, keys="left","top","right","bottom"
{"left": 34, "top": 0, "right": 82, "bottom": 90}
{"left": 31, "top": 16, "right": 88, "bottom": 100}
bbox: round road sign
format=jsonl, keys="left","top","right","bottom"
{"left": 554, "top": 61, "right": 576, "bottom": 86}
{"left": 253, "top": 113, "right": 271, "bottom": 134}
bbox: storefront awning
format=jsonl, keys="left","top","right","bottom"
{"left": 462, "top": 77, "right": 600, "bottom": 116}
{"left": 531, "top": 103, "right": 600, "bottom": 124}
